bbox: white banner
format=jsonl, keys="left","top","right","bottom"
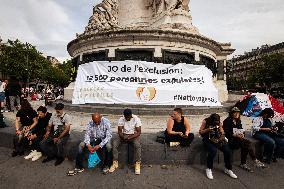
{"left": 72, "top": 61, "right": 221, "bottom": 106}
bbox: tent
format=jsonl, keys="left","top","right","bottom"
{"left": 234, "top": 93, "right": 284, "bottom": 119}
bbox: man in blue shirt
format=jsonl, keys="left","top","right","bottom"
{"left": 67, "top": 112, "right": 112, "bottom": 176}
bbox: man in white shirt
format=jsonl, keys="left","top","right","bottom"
{"left": 109, "top": 109, "right": 142, "bottom": 175}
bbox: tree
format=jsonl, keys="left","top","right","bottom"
{"left": 0, "top": 39, "right": 71, "bottom": 87}
{"left": 247, "top": 53, "right": 284, "bottom": 90}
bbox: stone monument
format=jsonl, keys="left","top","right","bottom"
{"left": 65, "top": 0, "right": 235, "bottom": 103}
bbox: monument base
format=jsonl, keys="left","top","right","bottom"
{"left": 64, "top": 82, "right": 75, "bottom": 102}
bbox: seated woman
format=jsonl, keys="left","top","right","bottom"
{"left": 12, "top": 99, "right": 38, "bottom": 157}
{"left": 223, "top": 107, "right": 265, "bottom": 172}
{"left": 199, "top": 113, "right": 237, "bottom": 180}
{"left": 165, "top": 108, "right": 194, "bottom": 146}
{"left": 252, "top": 108, "right": 284, "bottom": 164}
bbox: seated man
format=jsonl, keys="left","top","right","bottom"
{"left": 40, "top": 103, "right": 71, "bottom": 166}
{"left": 24, "top": 106, "right": 52, "bottom": 161}
{"left": 109, "top": 109, "right": 142, "bottom": 175}
{"left": 12, "top": 99, "right": 38, "bottom": 157}
{"left": 165, "top": 108, "right": 194, "bottom": 146}
{"left": 67, "top": 112, "right": 112, "bottom": 176}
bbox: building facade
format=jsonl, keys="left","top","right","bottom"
{"left": 227, "top": 42, "right": 284, "bottom": 89}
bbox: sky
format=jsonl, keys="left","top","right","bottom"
{"left": 0, "top": 0, "right": 284, "bottom": 62}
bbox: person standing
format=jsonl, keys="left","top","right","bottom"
{"left": 109, "top": 109, "right": 142, "bottom": 175}
{"left": 7, "top": 78, "right": 21, "bottom": 112}
{"left": 0, "top": 80, "right": 8, "bottom": 112}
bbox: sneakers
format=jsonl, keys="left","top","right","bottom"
{"left": 206, "top": 168, "right": 213, "bottom": 180}
{"left": 169, "top": 142, "right": 180, "bottom": 147}
{"left": 239, "top": 164, "right": 253, "bottom": 172}
{"left": 224, "top": 169, "right": 238, "bottom": 179}
{"left": 31, "top": 151, "right": 42, "bottom": 161}
{"left": 24, "top": 150, "right": 37, "bottom": 160}
{"left": 135, "top": 161, "right": 141, "bottom": 175}
{"left": 109, "top": 160, "right": 119, "bottom": 173}
{"left": 67, "top": 168, "right": 84, "bottom": 176}
{"left": 254, "top": 159, "right": 265, "bottom": 168}
{"left": 102, "top": 166, "right": 109, "bottom": 174}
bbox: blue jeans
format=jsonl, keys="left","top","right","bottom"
{"left": 254, "top": 132, "right": 276, "bottom": 162}
{"left": 203, "top": 138, "right": 232, "bottom": 170}
{"left": 75, "top": 140, "right": 112, "bottom": 169}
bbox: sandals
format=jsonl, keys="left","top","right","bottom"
{"left": 67, "top": 168, "right": 84, "bottom": 176}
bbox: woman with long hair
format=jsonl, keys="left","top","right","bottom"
{"left": 12, "top": 99, "right": 38, "bottom": 157}
{"left": 199, "top": 113, "right": 237, "bottom": 180}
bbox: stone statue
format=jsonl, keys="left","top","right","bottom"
{"left": 85, "top": 0, "right": 118, "bottom": 33}
{"left": 148, "top": 0, "right": 190, "bottom": 15}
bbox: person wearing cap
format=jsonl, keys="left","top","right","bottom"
{"left": 109, "top": 108, "right": 142, "bottom": 175}
{"left": 165, "top": 108, "right": 194, "bottom": 147}
{"left": 40, "top": 103, "right": 71, "bottom": 166}
{"left": 223, "top": 107, "right": 265, "bottom": 172}
{"left": 252, "top": 108, "right": 284, "bottom": 164}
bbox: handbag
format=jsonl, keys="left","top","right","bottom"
{"left": 88, "top": 151, "right": 101, "bottom": 169}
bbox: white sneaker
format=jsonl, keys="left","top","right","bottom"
{"left": 224, "top": 169, "right": 238, "bottom": 179}
{"left": 31, "top": 151, "right": 42, "bottom": 161}
{"left": 24, "top": 150, "right": 36, "bottom": 160}
{"left": 206, "top": 168, "right": 213, "bottom": 179}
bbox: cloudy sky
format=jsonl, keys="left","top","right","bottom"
{"left": 0, "top": 0, "right": 283, "bottom": 62}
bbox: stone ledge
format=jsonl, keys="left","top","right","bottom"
{"left": 0, "top": 120, "right": 264, "bottom": 165}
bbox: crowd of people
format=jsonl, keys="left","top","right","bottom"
{"left": 0, "top": 79, "right": 63, "bottom": 113}
{"left": 7, "top": 99, "right": 284, "bottom": 179}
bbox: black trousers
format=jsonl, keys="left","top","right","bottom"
{"left": 40, "top": 135, "right": 69, "bottom": 158}
{"left": 229, "top": 137, "right": 256, "bottom": 164}
{"left": 75, "top": 140, "right": 112, "bottom": 169}
{"left": 13, "top": 135, "right": 29, "bottom": 154}
{"left": 165, "top": 132, "right": 195, "bottom": 146}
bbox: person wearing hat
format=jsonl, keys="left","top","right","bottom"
{"left": 252, "top": 108, "right": 284, "bottom": 164}
{"left": 223, "top": 107, "right": 265, "bottom": 172}
{"left": 109, "top": 108, "right": 142, "bottom": 175}
{"left": 40, "top": 103, "right": 71, "bottom": 166}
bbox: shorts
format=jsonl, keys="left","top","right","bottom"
{"left": 0, "top": 92, "right": 5, "bottom": 102}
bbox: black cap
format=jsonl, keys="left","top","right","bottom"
{"left": 55, "top": 103, "right": 64, "bottom": 110}
{"left": 123, "top": 108, "right": 132, "bottom": 117}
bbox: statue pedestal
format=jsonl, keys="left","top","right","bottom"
{"left": 64, "top": 82, "right": 75, "bottom": 102}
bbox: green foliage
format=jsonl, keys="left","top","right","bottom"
{"left": 247, "top": 53, "right": 284, "bottom": 89}
{"left": 0, "top": 39, "right": 71, "bottom": 87}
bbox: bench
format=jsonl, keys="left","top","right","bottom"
{"left": 0, "top": 122, "right": 265, "bottom": 165}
